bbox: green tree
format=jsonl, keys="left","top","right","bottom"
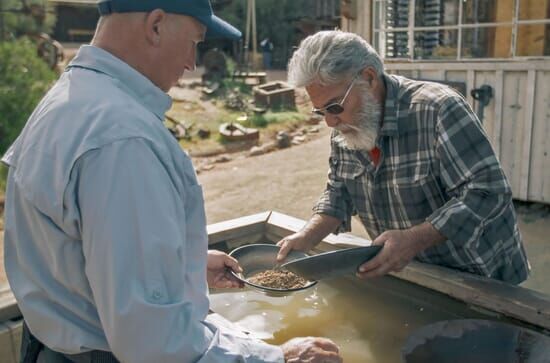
{"left": 0, "top": 38, "right": 56, "bottom": 155}
{"left": 0, "top": 163, "right": 6, "bottom": 194}
{"left": 0, "top": 0, "right": 56, "bottom": 40}
{"left": 215, "top": 0, "right": 318, "bottom": 68}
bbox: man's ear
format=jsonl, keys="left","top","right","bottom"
{"left": 360, "top": 67, "right": 378, "bottom": 86}
{"left": 144, "top": 9, "right": 166, "bottom": 47}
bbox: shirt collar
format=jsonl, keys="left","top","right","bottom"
{"left": 67, "top": 45, "right": 172, "bottom": 120}
{"left": 379, "top": 73, "right": 401, "bottom": 137}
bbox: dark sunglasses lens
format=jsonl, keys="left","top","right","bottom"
{"left": 326, "top": 104, "right": 344, "bottom": 115}
{"left": 313, "top": 109, "right": 325, "bottom": 116}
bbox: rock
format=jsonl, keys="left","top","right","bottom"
{"left": 214, "top": 155, "right": 232, "bottom": 163}
{"left": 276, "top": 131, "right": 291, "bottom": 149}
{"left": 202, "top": 82, "right": 220, "bottom": 95}
{"left": 196, "top": 163, "right": 215, "bottom": 173}
{"left": 261, "top": 141, "right": 277, "bottom": 153}
{"left": 249, "top": 146, "right": 266, "bottom": 156}
{"left": 197, "top": 128, "right": 211, "bottom": 139}
{"left": 307, "top": 126, "right": 320, "bottom": 133}
{"left": 292, "top": 135, "right": 307, "bottom": 145}
{"left": 248, "top": 141, "right": 278, "bottom": 157}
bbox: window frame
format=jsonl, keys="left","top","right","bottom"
{"left": 372, "top": 0, "right": 550, "bottom": 61}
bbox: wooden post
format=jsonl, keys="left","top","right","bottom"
{"left": 251, "top": 0, "right": 257, "bottom": 56}
{"left": 244, "top": 0, "right": 251, "bottom": 69}
{"left": 244, "top": 0, "right": 259, "bottom": 69}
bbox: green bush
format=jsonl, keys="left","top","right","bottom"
{"left": 221, "top": 78, "right": 252, "bottom": 95}
{"left": 249, "top": 114, "right": 268, "bottom": 128}
{"left": 0, "top": 163, "right": 7, "bottom": 195}
{"left": 0, "top": 38, "right": 56, "bottom": 155}
{"left": 0, "top": 0, "right": 56, "bottom": 40}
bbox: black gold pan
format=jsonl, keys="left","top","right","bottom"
{"left": 228, "top": 244, "right": 318, "bottom": 293}
{"left": 279, "top": 245, "right": 383, "bottom": 281}
{"left": 228, "top": 243, "right": 383, "bottom": 293}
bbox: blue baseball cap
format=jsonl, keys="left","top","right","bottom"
{"left": 97, "top": 0, "right": 242, "bottom": 40}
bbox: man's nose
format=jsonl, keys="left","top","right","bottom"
{"left": 324, "top": 114, "right": 340, "bottom": 128}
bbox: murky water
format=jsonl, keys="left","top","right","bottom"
{"left": 210, "top": 276, "right": 482, "bottom": 363}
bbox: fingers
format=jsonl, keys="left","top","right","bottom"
{"left": 225, "top": 270, "right": 245, "bottom": 288}
{"left": 313, "top": 337, "right": 340, "bottom": 353}
{"left": 213, "top": 272, "right": 243, "bottom": 289}
{"left": 357, "top": 239, "right": 393, "bottom": 278}
{"left": 357, "top": 246, "right": 388, "bottom": 274}
{"left": 372, "top": 232, "right": 388, "bottom": 246}
{"left": 357, "top": 263, "right": 392, "bottom": 279}
{"left": 356, "top": 233, "right": 389, "bottom": 274}
{"left": 312, "top": 351, "right": 342, "bottom": 363}
{"left": 223, "top": 254, "right": 243, "bottom": 273}
{"left": 281, "top": 337, "right": 342, "bottom": 363}
{"left": 276, "top": 239, "right": 292, "bottom": 262}
{"left": 356, "top": 253, "right": 409, "bottom": 279}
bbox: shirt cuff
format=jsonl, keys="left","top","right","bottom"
{"left": 426, "top": 197, "right": 482, "bottom": 246}
{"left": 312, "top": 201, "right": 352, "bottom": 234}
{"left": 204, "top": 314, "right": 284, "bottom": 363}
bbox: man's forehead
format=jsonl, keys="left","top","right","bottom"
{"left": 194, "top": 20, "right": 207, "bottom": 39}
{"left": 174, "top": 14, "right": 206, "bottom": 36}
{"left": 306, "top": 80, "right": 349, "bottom": 107}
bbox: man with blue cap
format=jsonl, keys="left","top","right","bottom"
{"left": 2, "top": 1, "right": 342, "bottom": 362}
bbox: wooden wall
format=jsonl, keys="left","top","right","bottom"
{"left": 341, "top": 0, "right": 550, "bottom": 204}
{"left": 385, "top": 62, "right": 550, "bottom": 203}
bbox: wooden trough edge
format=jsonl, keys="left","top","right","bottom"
{"left": 218, "top": 211, "right": 550, "bottom": 332}
{"left": 1, "top": 211, "right": 549, "bottom": 333}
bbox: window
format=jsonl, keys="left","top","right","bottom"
{"left": 373, "top": 0, "right": 550, "bottom": 60}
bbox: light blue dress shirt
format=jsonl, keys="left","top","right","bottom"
{"left": 2, "top": 45, "right": 283, "bottom": 363}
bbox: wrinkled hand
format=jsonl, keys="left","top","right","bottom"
{"left": 356, "top": 229, "right": 423, "bottom": 279}
{"left": 276, "top": 232, "right": 316, "bottom": 263}
{"left": 281, "top": 337, "right": 342, "bottom": 363}
{"left": 207, "top": 250, "right": 244, "bottom": 289}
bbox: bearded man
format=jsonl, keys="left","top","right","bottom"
{"left": 277, "top": 30, "right": 529, "bottom": 284}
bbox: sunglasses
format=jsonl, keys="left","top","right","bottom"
{"left": 311, "top": 76, "right": 358, "bottom": 116}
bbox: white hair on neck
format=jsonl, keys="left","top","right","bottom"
{"left": 287, "top": 30, "right": 384, "bottom": 87}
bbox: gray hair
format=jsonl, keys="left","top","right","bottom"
{"left": 287, "top": 30, "right": 384, "bottom": 87}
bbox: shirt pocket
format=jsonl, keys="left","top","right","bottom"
{"left": 333, "top": 158, "right": 366, "bottom": 198}
{"left": 392, "top": 163, "right": 445, "bottom": 223}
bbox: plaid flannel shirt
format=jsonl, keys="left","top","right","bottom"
{"left": 314, "top": 74, "right": 530, "bottom": 284}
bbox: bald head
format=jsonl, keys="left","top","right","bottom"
{"left": 92, "top": 10, "right": 206, "bottom": 91}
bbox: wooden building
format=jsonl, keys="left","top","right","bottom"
{"left": 341, "top": 0, "right": 550, "bottom": 204}
{"left": 48, "top": 0, "right": 98, "bottom": 42}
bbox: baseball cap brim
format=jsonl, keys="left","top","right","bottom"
{"left": 198, "top": 14, "right": 241, "bottom": 40}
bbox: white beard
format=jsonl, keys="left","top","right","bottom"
{"left": 333, "top": 88, "right": 381, "bottom": 151}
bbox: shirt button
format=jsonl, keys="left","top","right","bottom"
{"left": 152, "top": 290, "right": 162, "bottom": 300}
